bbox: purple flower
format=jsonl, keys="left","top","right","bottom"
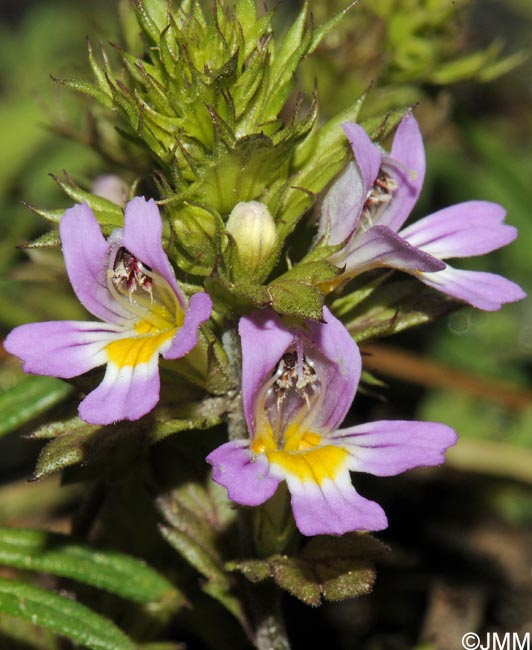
{"left": 5, "top": 198, "right": 212, "bottom": 425}
{"left": 207, "top": 308, "right": 457, "bottom": 536}
{"left": 319, "top": 113, "right": 526, "bottom": 311}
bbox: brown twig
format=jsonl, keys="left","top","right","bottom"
{"left": 361, "top": 343, "right": 532, "bottom": 412}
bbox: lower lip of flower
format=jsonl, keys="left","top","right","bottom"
{"left": 105, "top": 319, "right": 177, "bottom": 368}
{"left": 252, "top": 427, "right": 349, "bottom": 484}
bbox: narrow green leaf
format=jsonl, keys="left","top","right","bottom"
{"left": 24, "top": 204, "right": 65, "bottom": 224}
{"left": 309, "top": 1, "right": 359, "bottom": 54}
{"left": 20, "top": 230, "right": 61, "bottom": 249}
{"left": 0, "top": 577, "right": 135, "bottom": 650}
{"left": 31, "top": 396, "right": 218, "bottom": 479}
{"left": 156, "top": 464, "right": 245, "bottom": 624}
{"left": 331, "top": 272, "right": 392, "bottom": 318}
{"left": 134, "top": 0, "right": 165, "bottom": 43}
{"left": 0, "top": 377, "right": 73, "bottom": 438}
{"left": 235, "top": 0, "right": 256, "bottom": 29}
{"left": 293, "top": 87, "right": 366, "bottom": 171}
{"left": 159, "top": 526, "right": 225, "bottom": 585}
{"left": 261, "top": 5, "right": 311, "bottom": 119}
{"left": 53, "top": 77, "right": 114, "bottom": 108}
{"left": 345, "top": 279, "right": 458, "bottom": 342}
{"left": 0, "top": 528, "right": 181, "bottom": 607}
{"left": 271, "top": 3, "right": 307, "bottom": 83}
{"left": 50, "top": 175, "right": 124, "bottom": 226}
{"left": 87, "top": 41, "right": 113, "bottom": 97}
{"left": 280, "top": 93, "right": 368, "bottom": 233}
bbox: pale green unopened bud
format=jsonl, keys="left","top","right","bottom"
{"left": 92, "top": 174, "right": 129, "bottom": 208}
{"left": 226, "top": 201, "right": 277, "bottom": 273}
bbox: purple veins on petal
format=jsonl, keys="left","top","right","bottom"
{"left": 288, "top": 471, "right": 388, "bottom": 536}
{"left": 4, "top": 320, "right": 117, "bottom": 379}
{"left": 330, "top": 420, "right": 458, "bottom": 476}
{"left": 5, "top": 198, "right": 212, "bottom": 425}
{"left": 399, "top": 201, "right": 517, "bottom": 259}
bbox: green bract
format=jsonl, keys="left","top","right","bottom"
{"left": 52, "top": 0, "right": 366, "bottom": 319}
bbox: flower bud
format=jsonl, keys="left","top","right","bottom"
{"left": 92, "top": 174, "right": 129, "bottom": 207}
{"left": 226, "top": 201, "right": 277, "bottom": 273}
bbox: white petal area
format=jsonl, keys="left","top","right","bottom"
{"left": 284, "top": 469, "right": 388, "bottom": 536}
{"left": 79, "top": 354, "right": 161, "bottom": 425}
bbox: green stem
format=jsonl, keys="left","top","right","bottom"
{"left": 221, "top": 326, "right": 247, "bottom": 441}
{"left": 251, "top": 584, "right": 291, "bottom": 650}
{"left": 238, "top": 510, "right": 292, "bottom": 650}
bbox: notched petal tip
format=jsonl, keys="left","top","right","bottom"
{"left": 418, "top": 267, "right": 526, "bottom": 312}
{"left": 289, "top": 474, "right": 388, "bottom": 536}
{"left": 78, "top": 360, "right": 161, "bottom": 425}
{"left": 335, "top": 420, "right": 458, "bottom": 477}
{"left": 3, "top": 321, "right": 112, "bottom": 380}
{"left": 207, "top": 441, "right": 281, "bottom": 507}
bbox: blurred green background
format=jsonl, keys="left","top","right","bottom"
{"left": 0, "top": 1, "right": 530, "bottom": 648}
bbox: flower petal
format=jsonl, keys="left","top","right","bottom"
{"left": 330, "top": 420, "right": 457, "bottom": 476}
{"left": 4, "top": 320, "right": 115, "bottom": 378}
{"left": 123, "top": 197, "right": 185, "bottom": 307}
{"left": 400, "top": 201, "right": 517, "bottom": 259}
{"left": 206, "top": 441, "right": 281, "bottom": 506}
{"left": 378, "top": 113, "right": 426, "bottom": 232}
{"left": 318, "top": 162, "right": 367, "bottom": 246}
{"left": 343, "top": 225, "right": 445, "bottom": 276}
{"left": 78, "top": 354, "right": 161, "bottom": 424}
{"left": 417, "top": 265, "right": 526, "bottom": 311}
{"left": 287, "top": 469, "right": 388, "bottom": 536}
{"left": 239, "top": 310, "right": 295, "bottom": 434}
{"left": 343, "top": 122, "right": 382, "bottom": 198}
{"left": 304, "top": 307, "right": 361, "bottom": 432}
{"left": 60, "top": 203, "right": 128, "bottom": 324}
{"left": 163, "top": 292, "right": 212, "bottom": 360}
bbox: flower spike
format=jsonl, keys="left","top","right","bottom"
{"left": 5, "top": 198, "right": 212, "bottom": 425}
{"left": 207, "top": 308, "right": 457, "bottom": 536}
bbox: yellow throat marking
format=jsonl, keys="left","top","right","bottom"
{"left": 106, "top": 311, "right": 181, "bottom": 369}
{"left": 252, "top": 425, "right": 348, "bottom": 485}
